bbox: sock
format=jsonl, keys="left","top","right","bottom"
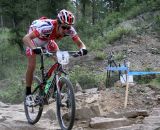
{"left": 26, "top": 87, "right": 31, "bottom": 96}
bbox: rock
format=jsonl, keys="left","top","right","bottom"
{"left": 122, "top": 110, "right": 149, "bottom": 118}
{"left": 85, "top": 94, "right": 98, "bottom": 104}
{"left": 90, "top": 117, "right": 133, "bottom": 129}
{"left": 0, "top": 120, "right": 45, "bottom": 130}
{"left": 150, "top": 108, "right": 160, "bottom": 116}
{"left": 75, "top": 105, "right": 101, "bottom": 120}
{"left": 42, "top": 109, "right": 56, "bottom": 120}
{"left": 143, "top": 116, "right": 160, "bottom": 124}
{"left": 75, "top": 82, "right": 83, "bottom": 93}
{"left": 108, "top": 124, "right": 160, "bottom": 130}
{"left": 0, "top": 115, "right": 6, "bottom": 122}
{"left": 97, "top": 82, "right": 106, "bottom": 91}
{"left": 114, "top": 81, "right": 124, "bottom": 87}
{"left": 105, "top": 110, "right": 149, "bottom": 119}
{"left": 0, "top": 102, "right": 9, "bottom": 108}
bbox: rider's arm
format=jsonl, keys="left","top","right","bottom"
{"left": 72, "top": 36, "right": 88, "bottom": 56}
{"left": 23, "top": 31, "right": 37, "bottom": 49}
{"left": 67, "top": 26, "right": 87, "bottom": 55}
{"left": 68, "top": 27, "right": 86, "bottom": 50}
{"left": 74, "top": 37, "right": 86, "bottom": 49}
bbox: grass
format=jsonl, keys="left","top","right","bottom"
{"left": 105, "top": 27, "right": 133, "bottom": 44}
{"left": 149, "top": 77, "right": 160, "bottom": 89}
{"left": 1, "top": 0, "right": 160, "bottom": 103}
{"left": 94, "top": 51, "right": 106, "bottom": 60}
{"left": 69, "top": 65, "right": 106, "bottom": 89}
{"left": 0, "top": 79, "right": 24, "bottom": 103}
{"left": 0, "top": 28, "right": 27, "bottom": 103}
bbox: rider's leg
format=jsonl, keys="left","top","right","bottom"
{"left": 47, "top": 40, "right": 59, "bottom": 61}
{"left": 47, "top": 40, "right": 60, "bottom": 98}
{"left": 26, "top": 53, "right": 36, "bottom": 96}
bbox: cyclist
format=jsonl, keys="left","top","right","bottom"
{"left": 22, "top": 9, "right": 88, "bottom": 106}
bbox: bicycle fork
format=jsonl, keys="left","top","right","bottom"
{"left": 56, "top": 74, "right": 61, "bottom": 94}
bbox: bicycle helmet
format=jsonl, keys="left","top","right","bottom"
{"left": 57, "top": 9, "right": 75, "bottom": 25}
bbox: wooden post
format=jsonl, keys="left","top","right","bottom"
{"left": 124, "top": 70, "right": 129, "bottom": 108}
{"left": 124, "top": 61, "right": 130, "bottom": 108}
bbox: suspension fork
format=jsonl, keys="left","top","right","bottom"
{"left": 55, "top": 68, "right": 66, "bottom": 93}
{"left": 55, "top": 73, "right": 62, "bottom": 94}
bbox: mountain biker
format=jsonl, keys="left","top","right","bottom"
{"left": 22, "top": 9, "right": 88, "bottom": 106}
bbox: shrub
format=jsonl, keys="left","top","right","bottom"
{"left": 105, "top": 27, "right": 132, "bottom": 44}
{"left": 0, "top": 79, "right": 24, "bottom": 103}
{"left": 149, "top": 76, "right": 160, "bottom": 89}
{"left": 69, "top": 65, "right": 106, "bottom": 89}
{"left": 89, "top": 37, "right": 106, "bottom": 51}
{"left": 94, "top": 51, "right": 106, "bottom": 60}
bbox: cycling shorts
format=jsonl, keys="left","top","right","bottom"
{"left": 26, "top": 38, "right": 59, "bottom": 56}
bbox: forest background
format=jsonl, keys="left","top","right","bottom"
{"left": 0, "top": 0, "right": 160, "bottom": 103}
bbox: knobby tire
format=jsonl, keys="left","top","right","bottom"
{"left": 24, "top": 76, "right": 44, "bottom": 124}
{"left": 56, "top": 77, "right": 75, "bottom": 130}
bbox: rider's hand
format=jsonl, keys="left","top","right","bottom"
{"left": 32, "top": 47, "right": 42, "bottom": 54}
{"left": 78, "top": 49, "right": 88, "bottom": 56}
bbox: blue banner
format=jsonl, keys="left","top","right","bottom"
{"left": 106, "top": 66, "right": 128, "bottom": 71}
{"left": 106, "top": 66, "right": 160, "bottom": 76}
{"left": 128, "top": 71, "right": 160, "bottom": 76}
{"left": 106, "top": 66, "right": 160, "bottom": 75}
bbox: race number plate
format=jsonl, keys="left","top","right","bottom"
{"left": 56, "top": 51, "right": 69, "bottom": 65}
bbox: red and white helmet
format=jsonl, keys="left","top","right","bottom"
{"left": 57, "top": 9, "right": 75, "bottom": 25}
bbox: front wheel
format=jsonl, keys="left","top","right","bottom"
{"left": 56, "top": 77, "right": 75, "bottom": 130}
{"left": 24, "top": 76, "right": 44, "bottom": 124}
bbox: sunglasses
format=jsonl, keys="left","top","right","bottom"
{"left": 61, "top": 25, "right": 71, "bottom": 30}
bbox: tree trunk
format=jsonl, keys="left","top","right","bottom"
{"left": 92, "top": 0, "right": 95, "bottom": 25}
{"left": 82, "top": 2, "right": 86, "bottom": 17}
{"left": 74, "top": 0, "right": 79, "bottom": 29}
{"left": 36, "top": 1, "right": 39, "bottom": 18}
{"left": 12, "top": 18, "right": 16, "bottom": 28}
{"left": 1, "top": 15, "right": 3, "bottom": 28}
{"left": 0, "top": 7, "right": 4, "bottom": 28}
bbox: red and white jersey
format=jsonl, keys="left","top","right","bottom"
{"left": 29, "top": 19, "right": 79, "bottom": 42}
{"left": 26, "top": 18, "right": 80, "bottom": 56}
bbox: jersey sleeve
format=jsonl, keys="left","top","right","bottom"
{"left": 67, "top": 27, "right": 79, "bottom": 42}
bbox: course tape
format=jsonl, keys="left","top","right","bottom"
{"left": 128, "top": 71, "right": 160, "bottom": 75}
{"left": 106, "top": 66, "right": 160, "bottom": 75}
{"left": 106, "top": 66, "right": 128, "bottom": 71}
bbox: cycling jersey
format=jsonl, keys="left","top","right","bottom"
{"left": 26, "top": 18, "right": 79, "bottom": 56}
{"left": 30, "top": 19, "right": 79, "bottom": 42}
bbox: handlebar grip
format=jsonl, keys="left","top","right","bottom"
{"left": 72, "top": 53, "right": 80, "bottom": 57}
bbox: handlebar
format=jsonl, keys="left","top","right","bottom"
{"left": 41, "top": 50, "right": 80, "bottom": 58}
{"left": 33, "top": 47, "right": 81, "bottom": 66}
{"left": 33, "top": 47, "right": 87, "bottom": 58}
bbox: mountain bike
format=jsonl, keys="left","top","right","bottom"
{"left": 24, "top": 49, "right": 80, "bottom": 130}
{"left": 106, "top": 51, "right": 127, "bottom": 87}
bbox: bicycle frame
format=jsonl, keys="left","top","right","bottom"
{"left": 25, "top": 50, "right": 78, "bottom": 129}
{"left": 32, "top": 53, "right": 67, "bottom": 97}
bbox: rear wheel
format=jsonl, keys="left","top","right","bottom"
{"left": 24, "top": 76, "right": 44, "bottom": 124}
{"left": 56, "top": 77, "right": 75, "bottom": 130}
